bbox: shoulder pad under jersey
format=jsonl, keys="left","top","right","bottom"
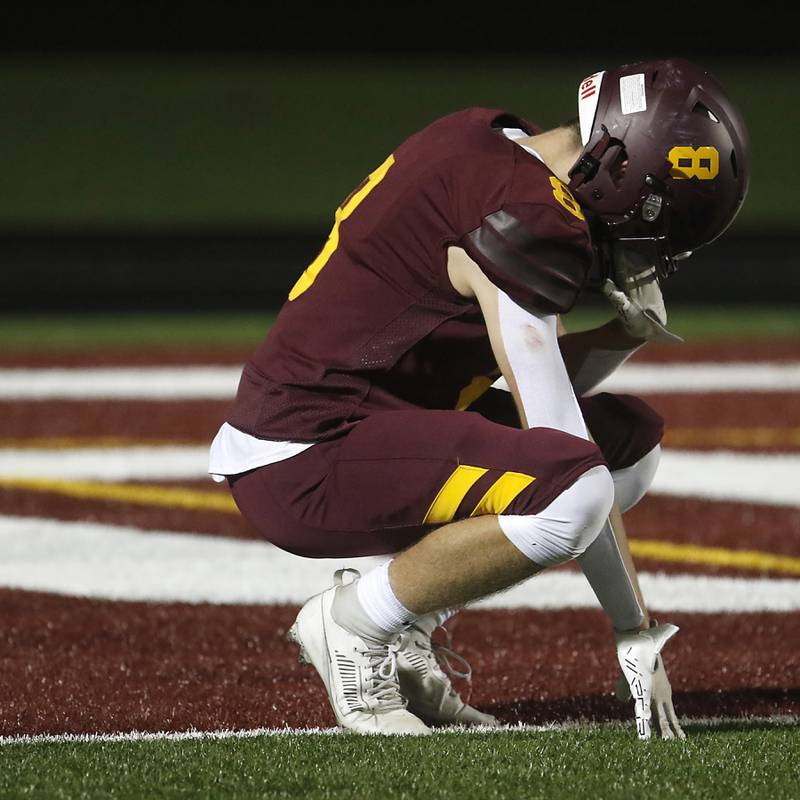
{"left": 461, "top": 200, "right": 592, "bottom": 314}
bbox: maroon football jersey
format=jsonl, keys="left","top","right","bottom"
{"left": 228, "top": 108, "right": 593, "bottom": 442}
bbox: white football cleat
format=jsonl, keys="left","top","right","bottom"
{"left": 287, "top": 582, "right": 430, "bottom": 736}
{"left": 615, "top": 622, "right": 680, "bottom": 739}
{"left": 397, "top": 617, "right": 498, "bottom": 728}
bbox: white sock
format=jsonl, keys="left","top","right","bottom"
{"left": 412, "top": 606, "right": 460, "bottom": 636}
{"left": 356, "top": 561, "right": 417, "bottom": 635}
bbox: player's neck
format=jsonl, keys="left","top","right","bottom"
{"left": 517, "top": 127, "right": 582, "bottom": 184}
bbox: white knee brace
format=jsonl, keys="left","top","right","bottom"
{"left": 612, "top": 445, "right": 661, "bottom": 513}
{"left": 498, "top": 465, "right": 615, "bottom": 567}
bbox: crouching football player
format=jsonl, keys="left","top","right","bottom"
{"left": 209, "top": 58, "right": 749, "bottom": 737}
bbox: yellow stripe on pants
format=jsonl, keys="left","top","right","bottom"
{"left": 470, "top": 471, "right": 536, "bottom": 516}
{"left": 423, "top": 465, "right": 488, "bottom": 524}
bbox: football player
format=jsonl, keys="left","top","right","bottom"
{"left": 209, "top": 58, "right": 749, "bottom": 737}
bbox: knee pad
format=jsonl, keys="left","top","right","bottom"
{"left": 612, "top": 444, "right": 661, "bottom": 512}
{"left": 498, "top": 465, "right": 614, "bottom": 567}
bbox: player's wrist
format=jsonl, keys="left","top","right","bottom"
{"left": 605, "top": 317, "right": 648, "bottom": 348}
{"left": 613, "top": 613, "right": 652, "bottom": 637}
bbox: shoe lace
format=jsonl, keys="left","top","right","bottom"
{"left": 412, "top": 625, "right": 474, "bottom": 703}
{"left": 362, "top": 640, "right": 406, "bottom": 712}
{"left": 332, "top": 568, "right": 407, "bottom": 713}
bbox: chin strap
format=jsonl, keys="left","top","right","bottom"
{"left": 569, "top": 126, "right": 613, "bottom": 189}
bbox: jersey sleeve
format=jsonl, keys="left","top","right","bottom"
{"left": 460, "top": 201, "right": 592, "bottom": 315}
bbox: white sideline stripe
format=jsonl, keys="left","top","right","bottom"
{"left": 0, "top": 445, "right": 211, "bottom": 481}
{"left": 1, "top": 362, "right": 799, "bottom": 400}
{"left": 2, "top": 716, "right": 797, "bottom": 746}
{"left": 1, "top": 515, "right": 799, "bottom": 611}
{"left": 0, "top": 367, "right": 241, "bottom": 400}
{"left": 596, "top": 362, "right": 800, "bottom": 393}
{"left": 1, "top": 447, "right": 798, "bottom": 507}
{"left": 654, "top": 450, "right": 800, "bottom": 507}
{"left": 476, "top": 572, "right": 800, "bottom": 613}
{"left": 497, "top": 362, "right": 800, "bottom": 395}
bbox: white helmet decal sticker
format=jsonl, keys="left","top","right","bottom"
{"left": 577, "top": 71, "right": 605, "bottom": 145}
{"left": 620, "top": 73, "right": 647, "bottom": 115}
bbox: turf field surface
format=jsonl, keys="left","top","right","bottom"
{"left": 1, "top": 308, "right": 798, "bottom": 798}
{"left": 2, "top": 307, "right": 800, "bottom": 351}
{"left": 2, "top": 722, "right": 799, "bottom": 800}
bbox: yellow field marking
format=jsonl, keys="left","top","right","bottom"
{"left": 663, "top": 427, "right": 800, "bottom": 448}
{"left": 2, "top": 476, "right": 800, "bottom": 575}
{"left": 0, "top": 437, "right": 200, "bottom": 449}
{"left": 629, "top": 539, "right": 800, "bottom": 576}
{"left": 0, "top": 477, "right": 236, "bottom": 513}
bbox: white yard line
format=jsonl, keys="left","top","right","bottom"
{"left": 653, "top": 450, "right": 800, "bottom": 507}
{"left": 0, "top": 445, "right": 211, "bottom": 481}
{"left": 596, "top": 362, "right": 800, "bottom": 393}
{"left": 1, "top": 515, "right": 798, "bottom": 611}
{"left": 1, "top": 362, "right": 799, "bottom": 400}
{"left": 1, "top": 447, "right": 798, "bottom": 506}
{"left": 2, "top": 716, "right": 796, "bottom": 746}
{"left": 0, "top": 367, "right": 241, "bottom": 400}
{"left": 475, "top": 571, "right": 800, "bottom": 613}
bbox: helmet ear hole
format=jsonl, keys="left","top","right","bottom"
{"left": 609, "top": 147, "right": 629, "bottom": 189}
{"left": 730, "top": 149, "right": 739, "bottom": 178}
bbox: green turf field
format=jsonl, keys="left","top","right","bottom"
{"left": 2, "top": 307, "right": 799, "bottom": 351}
{"left": 2, "top": 722, "right": 798, "bottom": 800}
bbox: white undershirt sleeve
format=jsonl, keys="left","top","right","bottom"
{"left": 570, "top": 346, "right": 643, "bottom": 397}
{"left": 496, "top": 290, "right": 588, "bottom": 438}
{"left": 495, "top": 289, "right": 647, "bottom": 631}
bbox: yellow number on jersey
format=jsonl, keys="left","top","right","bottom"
{"left": 668, "top": 146, "right": 719, "bottom": 180}
{"left": 549, "top": 176, "right": 585, "bottom": 221}
{"left": 288, "top": 154, "right": 396, "bottom": 301}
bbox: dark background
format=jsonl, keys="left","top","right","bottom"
{"left": 4, "top": 6, "right": 795, "bottom": 58}
{"left": 2, "top": 8, "right": 797, "bottom": 311}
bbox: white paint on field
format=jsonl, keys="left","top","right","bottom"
{"left": 478, "top": 571, "right": 800, "bottom": 613}
{"left": 3, "top": 716, "right": 796, "bottom": 745}
{"left": 1, "top": 515, "right": 798, "bottom": 612}
{"left": 0, "top": 445, "right": 210, "bottom": 481}
{"left": 655, "top": 450, "right": 800, "bottom": 507}
{"left": 490, "top": 362, "right": 800, "bottom": 395}
{"left": 596, "top": 362, "right": 800, "bottom": 393}
{"left": 0, "top": 514, "right": 386, "bottom": 603}
{"left": 1, "top": 447, "right": 798, "bottom": 507}
{"left": 1, "top": 362, "right": 799, "bottom": 401}
{"left": 0, "top": 366, "right": 240, "bottom": 400}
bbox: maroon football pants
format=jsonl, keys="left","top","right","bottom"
{"left": 229, "top": 392, "right": 662, "bottom": 558}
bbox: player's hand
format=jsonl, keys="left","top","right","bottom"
{"left": 602, "top": 279, "right": 683, "bottom": 343}
{"left": 615, "top": 653, "right": 685, "bottom": 740}
{"left": 603, "top": 246, "right": 683, "bottom": 344}
{"left": 614, "top": 622, "right": 686, "bottom": 740}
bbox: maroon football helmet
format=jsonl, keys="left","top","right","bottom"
{"left": 568, "top": 59, "right": 750, "bottom": 279}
